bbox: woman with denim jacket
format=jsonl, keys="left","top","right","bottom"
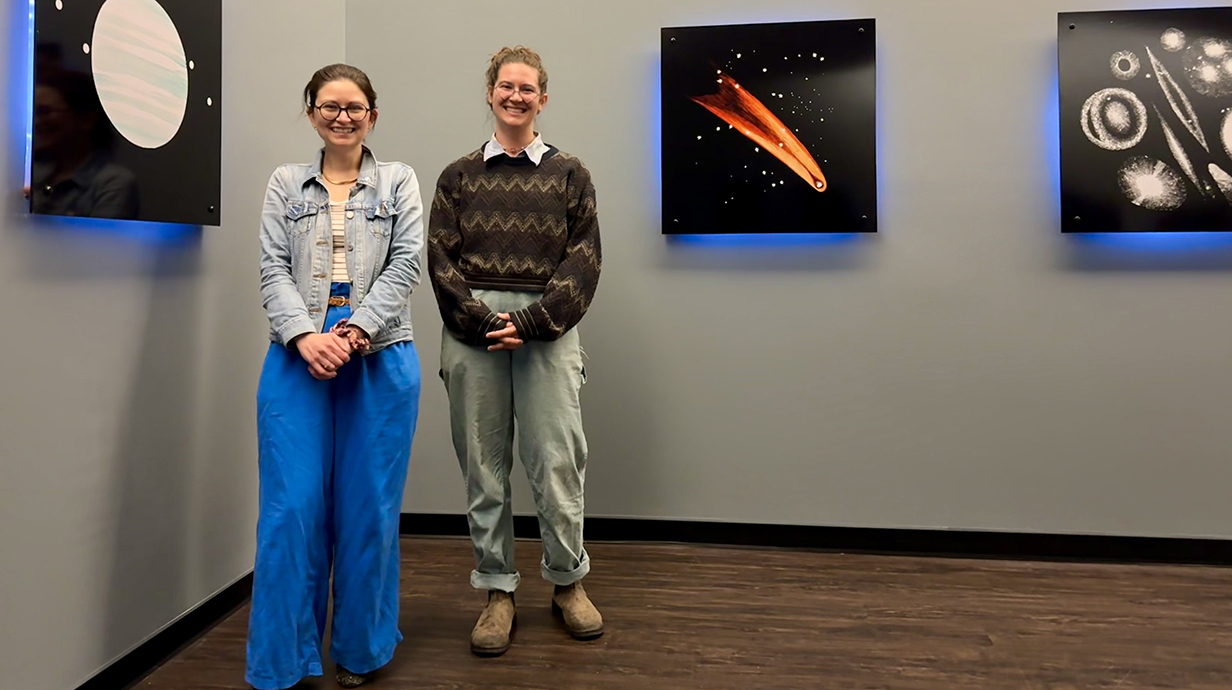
{"left": 247, "top": 63, "right": 423, "bottom": 690}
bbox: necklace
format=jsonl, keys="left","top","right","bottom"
{"left": 500, "top": 136, "right": 536, "bottom": 158}
{"left": 322, "top": 172, "right": 358, "bottom": 185}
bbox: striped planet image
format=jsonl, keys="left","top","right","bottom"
{"left": 89, "top": 0, "right": 188, "bottom": 149}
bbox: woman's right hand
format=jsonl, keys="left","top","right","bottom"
{"left": 294, "top": 333, "right": 352, "bottom": 380}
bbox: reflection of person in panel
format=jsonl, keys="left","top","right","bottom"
{"left": 30, "top": 70, "right": 139, "bottom": 219}
{"left": 429, "top": 45, "right": 603, "bottom": 656}
{"left": 247, "top": 64, "right": 424, "bottom": 690}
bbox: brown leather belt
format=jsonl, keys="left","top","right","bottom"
{"left": 327, "top": 296, "right": 350, "bottom": 307}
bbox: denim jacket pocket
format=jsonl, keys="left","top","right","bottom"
{"left": 284, "top": 200, "right": 319, "bottom": 236}
{"left": 367, "top": 198, "right": 394, "bottom": 238}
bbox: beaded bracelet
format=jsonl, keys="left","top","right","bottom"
{"left": 329, "top": 319, "right": 371, "bottom": 355}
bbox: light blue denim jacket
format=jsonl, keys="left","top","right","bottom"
{"left": 259, "top": 147, "right": 424, "bottom": 353}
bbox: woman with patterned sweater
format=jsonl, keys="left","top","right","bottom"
{"left": 428, "top": 45, "right": 603, "bottom": 657}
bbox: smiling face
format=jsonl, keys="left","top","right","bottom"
{"left": 309, "top": 78, "right": 376, "bottom": 149}
{"left": 487, "top": 62, "right": 547, "bottom": 132}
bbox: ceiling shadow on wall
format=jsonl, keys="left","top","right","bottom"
{"left": 1059, "top": 232, "right": 1232, "bottom": 272}
{"left": 12, "top": 214, "right": 202, "bottom": 281}
{"left": 660, "top": 232, "right": 878, "bottom": 272}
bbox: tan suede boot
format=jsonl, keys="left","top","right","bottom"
{"left": 552, "top": 582, "right": 604, "bottom": 639}
{"left": 470, "top": 590, "right": 516, "bottom": 656}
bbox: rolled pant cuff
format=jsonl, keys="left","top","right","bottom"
{"left": 471, "top": 570, "right": 521, "bottom": 592}
{"left": 541, "top": 554, "right": 590, "bottom": 586}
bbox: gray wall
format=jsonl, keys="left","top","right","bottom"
{"left": 349, "top": 0, "right": 1232, "bottom": 538}
{"left": 0, "top": 2, "right": 343, "bottom": 688}
{"left": 6, "top": 0, "right": 1232, "bottom": 686}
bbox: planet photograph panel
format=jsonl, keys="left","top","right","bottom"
{"left": 32, "top": 0, "right": 220, "bottom": 225}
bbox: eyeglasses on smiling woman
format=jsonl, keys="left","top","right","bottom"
{"left": 313, "top": 102, "right": 371, "bottom": 120}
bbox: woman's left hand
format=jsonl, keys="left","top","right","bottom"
{"left": 486, "top": 313, "right": 524, "bottom": 351}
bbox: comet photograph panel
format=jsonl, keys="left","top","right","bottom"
{"left": 661, "top": 19, "right": 877, "bottom": 234}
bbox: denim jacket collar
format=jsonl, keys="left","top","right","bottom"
{"left": 300, "top": 146, "right": 380, "bottom": 190}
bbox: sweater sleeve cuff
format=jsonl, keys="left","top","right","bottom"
{"left": 474, "top": 311, "right": 505, "bottom": 346}
{"left": 509, "top": 307, "right": 538, "bottom": 341}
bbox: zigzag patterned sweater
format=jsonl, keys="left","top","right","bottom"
{"left": 428, "top": 145, "right": 602, "bottom": 346}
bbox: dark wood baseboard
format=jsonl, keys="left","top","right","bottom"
{"left": 77, "top": 572, "right": 253, "bottom": 690}
{"left": 399, "top": 513, "right": 1232, "bottom": 566}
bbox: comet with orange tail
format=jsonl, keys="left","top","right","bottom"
{"left": 691, "top": 71, "right": 827, "bottom": 193}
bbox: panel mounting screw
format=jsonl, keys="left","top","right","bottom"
{"left": 208, "top": 206, "right": 216, "bottom": 213}
{"left": 1069, "top": 24, "right": 1076, "bottom": 30}
{"left": 669, "top": 36, "right": 676, "bottom": 42}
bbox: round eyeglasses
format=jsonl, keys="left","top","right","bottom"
{"left": 313, "top": 102, "right": 371, "bottom": 121}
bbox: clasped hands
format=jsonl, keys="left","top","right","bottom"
{"left": 295, "top": 330, "right": 358, "bottom": 380}
{"left": 486, "top": 312, "right": 524, "bottom": 352}
{"left": 297, "top": 313, "right": 520, "bottom": 376}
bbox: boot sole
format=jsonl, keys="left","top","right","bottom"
{"left": 470, "top": 642, "right": 510, "bottom": 657}
{"left": 551, "top": 600, "right": 605, "bottom": 640}
{"left": 470, "top": 614, "right": 516, "bottom": 657}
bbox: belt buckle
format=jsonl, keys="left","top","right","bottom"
{"left": 327, "top": 296, "right": 349, "bottom": 307}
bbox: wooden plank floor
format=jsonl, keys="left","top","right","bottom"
{"left": 141, "top": 537, "right": 1232, "bottom": 689}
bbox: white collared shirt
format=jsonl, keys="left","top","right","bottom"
{"left": 483, "top": 133, "right": 549, "bottom": 165}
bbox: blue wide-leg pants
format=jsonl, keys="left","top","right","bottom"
{"left": 247, "top": 284, "right": 420, "bottom": 690}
